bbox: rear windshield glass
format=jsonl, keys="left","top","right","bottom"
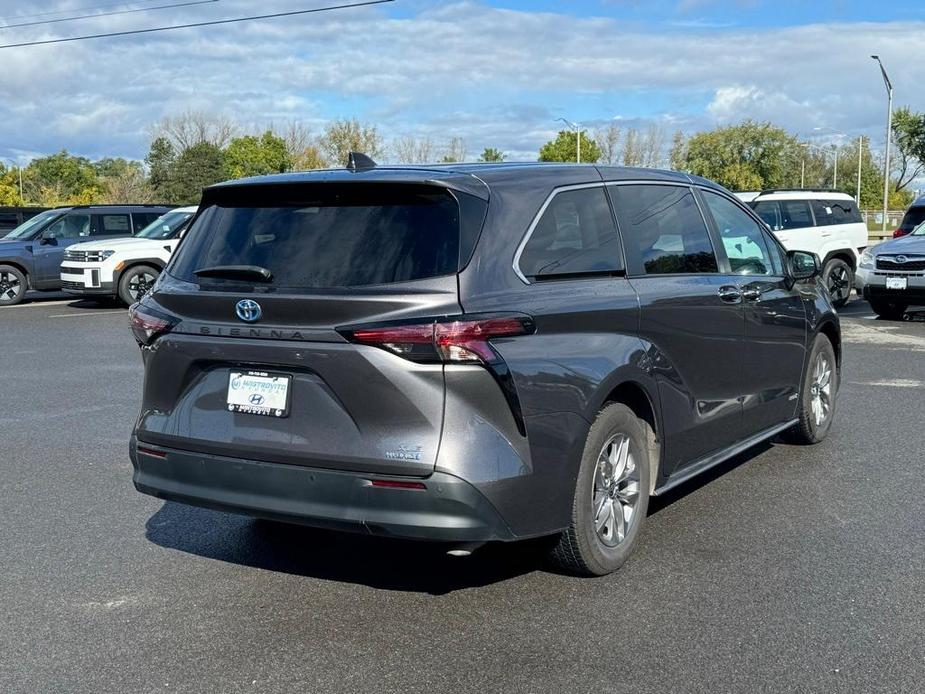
{"left": 171, "top": 184, "right": 476, "bottom": 289}
{"left": 901, "top": 206, "right": 925, "bottom": 232}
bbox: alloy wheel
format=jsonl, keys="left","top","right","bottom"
{"left": 591, "top": 433, "right": 640, "bottom": 547}
{"left": 810, "top": 353, "right": 833, "bottom": 427}
{"left": 0, "top": 270, "right": 23, "bottom": 304}
{"left": 827, "top": 265, "right": 850, "bottom": 304}
{"left": 128, "top": 272, "right": 157, "bottom": 301}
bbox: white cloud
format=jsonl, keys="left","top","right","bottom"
{"left": 0, "top": 1, "right": 920, "bottom": 162}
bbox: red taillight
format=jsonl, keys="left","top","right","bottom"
{"left": 893, "top": 228, "right": 908, "bottom": 238}
{"left": 136, "top": 445, "right": 167, "bottom": 459}
{"left": 129, "top": 304, "right": 177, "bottom": 346}
{"left": 342, "top": 314, "right": 534, "bottom": 365}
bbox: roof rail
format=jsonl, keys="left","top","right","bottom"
{"left": 757, "top": 188, "right": 843, "bottom": 196}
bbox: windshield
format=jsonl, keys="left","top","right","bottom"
{"left": 135, "top": 210, "right": 195, "bottom": 240}
{"left": 3, "top": 209, "right": 65, "bottom": 239}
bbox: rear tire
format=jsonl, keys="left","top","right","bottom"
{"left": 870, "top": 299, "right": 907, "bottom": 321}
{"left": 118, "top": 265, "right": 159, "bottom": 306}
{"left": 549, "top": 403, "right": 651, "bottom": 576}
{"left": 822, "top": 258, "right": 853, "bottom": 308}
{"left": 0, "top": 264, "right": 27, "bottom": 306}
{"left": 784, "top": 334, "right": 838, "bottom": 445}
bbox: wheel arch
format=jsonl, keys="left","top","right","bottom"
{"left": 821, "top": 249, "right": 857, "bottom": 271}
{"left": 598, "top": 379, "right": 662, "bottom": 494}
{"left": 816, "top": 319, "right": 842, "bottom": 368}
{"left": 114, "top": 258, "right": 166, "bottom": 287}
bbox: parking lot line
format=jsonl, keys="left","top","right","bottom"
{"left": 47, "top": 311, "right": 125, "bottom": 319}
{"left": 8, "top": 299, "right": 74, "bottom": 309}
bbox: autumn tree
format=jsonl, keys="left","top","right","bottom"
{"left": 393, "top": 135, "right": 437, "bottom": 164}
{"left": 319, "top": 118, "right": 385, "bottom": 167}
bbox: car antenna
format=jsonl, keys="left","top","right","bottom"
{"left": 346, "top": 152, "right": 377, "bottom": 172}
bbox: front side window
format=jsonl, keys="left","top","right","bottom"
{"left": 4, "top": 209, "right": 64, "bottom": 239}
{"left": 135, "top": 210, "right": 194, "bottom": 240}
{"left": 44, "top": 213, "right": 91, "bottom": 239}
{"left": 779, "top": 200, "right": 814, "bottom": 230}
{"left": 701, "top": 191, "right": 774, "bottom": 276}
{"left": 518, "top": 187, "right": 622, "bottom": 279}
{"left": 611, "top": 184, "right": 718, "bottom": 275}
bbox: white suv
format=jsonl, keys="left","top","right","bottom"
{"left": 736, "top": 190, "right": 868, "bottom": 307}
{"left": 60, "top": 206, "right": 197, "bottom": 305}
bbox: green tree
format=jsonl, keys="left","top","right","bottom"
{"left": 225, "top": 131, "right": 292, "bottom": 179}
{"left": 478, "top": 147, "right": 504, "bottom": 162}
{"left": 0, "top": 164, "right": 23, "bottom": 205}
{"left": 166, "top": 142, "right": 228, "bottom": 205}
{"left": 681, "top": 121, "right": 799, "bottom": 190}
{"left": 145, "top": 137, "right": 176, "bottom": 200}
{"left": 891, "top": 107, "right": 925, "bottom": 193}
{"left": 668, "top": 130, "right": 687, "bottom": 171}
{"left": 24, "top": 150, "right": 102, "bottom": 204}
{"left": 538, "top": 130, "right": 602, "bottom": 163}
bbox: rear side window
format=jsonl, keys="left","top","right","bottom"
{"left": 825, "top": 199, "right": 862, "bottom": 224}
{"left": 172, "top": 184, "right": 478, "bottom": 289}
{"left": 518, "top": 187, "right": 622, "bottom": 279}
{"left": 95, "top": 214, "right": 131, "bottom": 234}
{"left": 611, "top": 184, "right": 718, "bottom": 275}
{"left": 779, "top": 200, "right": 813, "bottom": 229}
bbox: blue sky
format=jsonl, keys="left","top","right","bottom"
{"left": 0, "top": 0, "right": 922, "bottom": 164}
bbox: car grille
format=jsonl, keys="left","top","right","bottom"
{"left": 61, "top": 280, "right": 85, "bottom": 290}
{"left": 60, "top": 267, "right": 85, "bottom": 276}
{"left": 63, "top": 250, "right": 108, "bottom": 263}
{"left": 877, "top": 256, "right": 925, "bottom": 271}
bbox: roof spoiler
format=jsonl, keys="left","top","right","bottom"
{"left": 346, "top": 152, "right": 377, "bottom": 172}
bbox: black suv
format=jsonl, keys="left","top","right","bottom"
{"left": 0, "top": 204, "right": 172, "bottom": 305}
{"left": 129, "top": 160, "right": 840, "bottom": 576}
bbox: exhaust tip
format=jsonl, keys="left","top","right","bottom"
{"left": 446, "top": 542, "right": 485, "bottom": 557}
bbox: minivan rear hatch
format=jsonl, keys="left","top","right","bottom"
{"left": 135, "top": 177, "right": 488, "bottom": 476}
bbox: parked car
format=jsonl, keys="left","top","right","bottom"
{"left": 856, "top": 221, "right": 925, "bottom": 319}
{"left": 128, "top": 160, "right": 840, "bottom": 576}
{"left": 0, "top": 204, "right": 173, "bottom": 306}
{"left": 737, "top": 190, "right": 867, "bottom": 308}
{"left": 0, "top": 206, "right": 49, "bottom": 234}
{"left": 60, "top": 206, "right": 197, "bottom": 306}
{"left": 891, "top": 195, "right": 925, "bottom": 238}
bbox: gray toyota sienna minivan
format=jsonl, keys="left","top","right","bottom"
{"left": 129, "top": 158, "right": 840, "bottom": 576}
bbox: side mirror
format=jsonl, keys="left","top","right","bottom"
{"left": 788, "top": 250, "right": 819, "bottom": 281}
{"left": 39, "top": 235, "right": 55, "bottom": 246}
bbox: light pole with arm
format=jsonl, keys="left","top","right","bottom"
{"left": 556, "top": 117, "right": 581, "bottom": 164}
{"left": 872, "top": 55, "right": 893, "bottom": 233}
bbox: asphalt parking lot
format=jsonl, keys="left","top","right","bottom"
{"left": 1, "top": 292, "right": 923, "bottom": 694}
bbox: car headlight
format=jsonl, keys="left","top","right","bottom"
{"left": 99, "top": 250, "right": 115, "bottom": 260}
{"left": 859, "top": 250, "right": 874, "bottom": 269}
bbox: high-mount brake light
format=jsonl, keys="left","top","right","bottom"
{"left": 342, "top": 315, "right": 535, "bottom": 365}
{"left": 129, "top": 304, "right": 178, "bottom": 346}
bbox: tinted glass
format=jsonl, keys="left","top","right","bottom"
{"left": 752, "top": 201, "right": 781, "bottom": 229}
{"left": 900, "top": 206, "right": 925, "bottom": 232}
{"left": 135, "top": 210, "right": 194, "bottom": 240}
{"left": 3, "top": 209, "right": 63, "bottom": 239}
{"left": 826, "top": 199, "right": 862, "bottom": 224}
{"left": 810, "top": 200, "right": 836, "bottom": 226}
{"left": 132, "top": 212, "right": 162, "bottom": 232}
{"left": 612, "top": 184, "right": 718, "bottom": 275}
{"left": 702, "top": 191, "right": 774, "bottom": 275}
{"left": 780, "top": 200, "right": 814, "bottom": 229}
{"left": 44, "top": 213, "right": 91, "bottom": 239}
{"left": 172, "top": 186, "right": 463, "bottom": 289}
{"left": 96, "top": 214, "right": 131, "bottom": 235}
{"left": 519, "top": 187, "right": 622, "bottom": 279}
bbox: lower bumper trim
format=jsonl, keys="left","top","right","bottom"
{"left": 130, "top": 438, "right": 516, "bottom": 543}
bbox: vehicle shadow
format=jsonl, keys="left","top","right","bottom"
{"left": 145, "top": 501, "right": 553, "bottom": 595}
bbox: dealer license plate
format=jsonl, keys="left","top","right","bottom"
{"left": 227, "top": 371, "right": 291, "bottom": 417}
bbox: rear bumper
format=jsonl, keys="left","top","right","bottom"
{"left": 130, "top": 437, "right": 517, "bottom": 543}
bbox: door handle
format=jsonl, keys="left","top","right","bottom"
{"left": 718, "top": 285, "right": 742, "bottom": 304}
{"left": 741, "top": 286, "right": 762, "bottom": 302}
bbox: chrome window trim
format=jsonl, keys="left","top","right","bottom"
{"left": 511, "top": 182, "right": 606, "bottom": 285}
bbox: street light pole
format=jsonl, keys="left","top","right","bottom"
{"left": 872, "top": 55, "right": 893, "bottom": 233}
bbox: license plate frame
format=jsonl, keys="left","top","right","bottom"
{"left": 886, "top": 276, "right": 908, "bottom": 290}
{"left": 227, "top": 370, "right": 292, "bottom": 418}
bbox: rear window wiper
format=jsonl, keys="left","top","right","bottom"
{"left": 193, "top": 265, "right": 273, "bottom": 282}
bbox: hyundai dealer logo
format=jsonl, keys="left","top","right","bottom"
{"left": 249, "top": 394, "right": 265, "bottom": 406}
{"left": 895, "top": 255, "right": 908, "bottom": 264}
{"left": 235, "top": 299, "right": 262, "bottom": 323}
